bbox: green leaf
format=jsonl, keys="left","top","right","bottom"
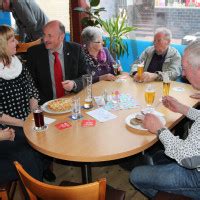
{"left": 89, "top": 0, "right": 100, "bottom": 7}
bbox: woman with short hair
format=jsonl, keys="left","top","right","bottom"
{"left": 81, "top": 26, "right": 117, "bottom": 83}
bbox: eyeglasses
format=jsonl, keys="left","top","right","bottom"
{"left": 92, "top": 41, "right": 104, "bottom": 44}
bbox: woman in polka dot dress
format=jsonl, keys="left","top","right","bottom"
{"left": 0, "top": 25, "right": 43, "bottom": 184}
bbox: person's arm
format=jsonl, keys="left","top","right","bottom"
{"left": 0, "top": 114, "right": 24, "bottom": 127}
{"left": 162, "top": 48, "right": 182, "bottom": 81}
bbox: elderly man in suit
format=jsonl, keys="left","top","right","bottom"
{"left": 27, "top": 20, "right": 87, "bottom": 105}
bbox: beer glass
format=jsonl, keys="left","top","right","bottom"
{"left": 71, "top": 97, "right": 81, "bottom": 120}
{"left": 82, "top": 74, "right": 93, "bottom": 109}
{"left": 144, "top": 84, "right": 155, "bottom": 112}
{"left": 33, "top": 107, "right": 47, "bottom": 131}
{"left": 137, "top": 63, "right": 144, "bottom": 82}
{"left": 162, "top": 73, "right": 171, "bottom": 96}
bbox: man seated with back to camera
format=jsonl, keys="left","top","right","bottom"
{"left": 130, "top": 40, "right": 200, "bottom": 199}
{"left": 130, "top": 27, "right": 181, "bottom": 82}
{"left": 27, "top": 20, "right": 87, "bottom": 105}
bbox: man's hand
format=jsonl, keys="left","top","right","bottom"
{"left": 62, "top": 80, "right": 75, "bottom": 92}
{"left": 100, "top": 74, "right": 116, "bottom": 81}
{"left": 190, "top": 93, "right": 200, "bottom": 100}
{"left": 162, "top": 96, "right": 189, "bottom": 115}
{"left": 142, "top": 114, "right": 164, "bottom": 134}
{"left": 142, "top": 72, "right": 158, "bottom": 82}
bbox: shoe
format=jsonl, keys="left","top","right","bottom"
{"left": 43, "top": 169, "right": 56, "bottom": 182}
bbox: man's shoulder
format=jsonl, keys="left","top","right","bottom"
{"left": 28, "top": 43, "right": 46, "bottom": 53}
{"left": 64, "top": 41, "right": 82, "bottom": 50}
{"left": 168, "top": 46, "right": 181, "bottom": 57}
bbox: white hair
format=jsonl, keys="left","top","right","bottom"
{"left": 154, "top": 27, "right": 172, "bottom": 40}
{"left": 184, "top": 40, "right": 200, "bottom": 68}
{"left": 81, "top": 26, "right": 103, "bottom": 45}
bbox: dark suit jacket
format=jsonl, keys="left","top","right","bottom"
{"left": 27, "top": 41, "right": 87, "bottom": 105}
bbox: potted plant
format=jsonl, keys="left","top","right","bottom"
{"left": 74, "top": 0, "right": 106, "bottom": 27}
{"left": 98, "top": 15, "right": 137, "bottom": 60}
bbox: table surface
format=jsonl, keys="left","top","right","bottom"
{"left": 23, "top": 75, "right": 199, "bottom": 162}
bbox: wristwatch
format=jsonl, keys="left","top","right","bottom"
{"left": 157, "top": 127, "right": 168, "bottom": 137}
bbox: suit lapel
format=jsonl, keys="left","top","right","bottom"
{"left": 63, "top": 42, "right": 71, "bottom": 80}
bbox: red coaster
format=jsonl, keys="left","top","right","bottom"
{"left": 81, "top": 119, "right": 96, "bottom": 127}
{"left": 55, "top": 122, "right": 72, "bottom": 130}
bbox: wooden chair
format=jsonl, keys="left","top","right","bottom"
{"left": 16, "top": 38, "right": 41, "bottom": 54}
{"left": 14, "top": 161, "right": 106, "bottom": 200}
{"left": 0, "top": 181, "right": 18, "bottom": 200}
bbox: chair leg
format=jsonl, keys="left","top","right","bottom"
{"left": 0, "top": 190, "right": 9, "bottom": 200}
{"left": 8, "top": 181, "right": 17, "bottom": 200}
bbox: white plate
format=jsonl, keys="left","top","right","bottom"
{"left": 125, "top": 112, "right": 166, "bottom": 131}
{"left": 41, "top": 99, "right": 71, "bottom": 114}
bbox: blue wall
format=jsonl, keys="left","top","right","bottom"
{"left": 0, "top": 11, "right": 11, "bottom": 25}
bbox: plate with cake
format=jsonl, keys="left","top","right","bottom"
{"left": 41, "top": 98, "right": 71, "bottom": 114}
{"left": 125, "top": 112, "right": 166, "bottom": 131}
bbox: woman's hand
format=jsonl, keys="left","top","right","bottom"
{"left": 29, "top": 98, "right": 38, "bottom": 111}
{"left": 162, "top": 96, "right": 189, "bottom": 115}
{"left": 0, "top": 128, "right": 15, "bottom": 141}
{"left": 99, "top": 74, "right": 116, "bottom": 81}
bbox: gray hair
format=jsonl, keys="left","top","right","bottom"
{"left": 81, "top": 26, "right": 103, "bottom": 45}
{"left": 154, "top": 27, "right": 172, "bottom": 40}
{"left": 184, "top": 39, "right": 200, "bottom": 68}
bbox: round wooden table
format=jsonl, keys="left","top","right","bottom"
{"left": 23, "top": 75, "right": 198, "bottom": 182}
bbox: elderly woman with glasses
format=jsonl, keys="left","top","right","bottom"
{"left": 81, "top": 26, "right": 117, "bottom": 83}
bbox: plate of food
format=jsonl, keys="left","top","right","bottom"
{"left": 41, "top": 98, "right": 71, "bottom": 114}
{"left": 125, "top": 112, "right": 166, "bottom": 131}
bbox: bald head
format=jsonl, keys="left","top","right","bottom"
{"left": 43, "top": 20, "right": 65, "bottom": 51}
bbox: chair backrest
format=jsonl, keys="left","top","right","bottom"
{"left": 16, "top": 38, "right": 41, "bottom": 53}
{"left": 14, "top": 161, "right": 106, "bottom": 200}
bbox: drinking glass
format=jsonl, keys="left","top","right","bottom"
{"left": 113, "top": 63, "right": 119, "bottom": 76}
{"left": 137, "top": 63, "right": 144, "bottom": 82}
{"left": 71, "top": 97, "right": 81, "bottom": 120}
{"left": 33, "top": 107, "right": 47, "bottom": 131}
{"left": 162, "top": 73, "right": 171, "bottom": 96}
{"left": 144, "top": 84, "right": 155, "bottom": 112}
{"left": 82, "top": 74, "right": 93, "bottom": 109}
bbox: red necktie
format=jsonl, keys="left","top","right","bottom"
{"left": 53, "top": 52, "right": 64, "bottom": 98}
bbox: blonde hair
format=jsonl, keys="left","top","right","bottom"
{"left": 0, "top": 25, "right": 14, "bottom": 66}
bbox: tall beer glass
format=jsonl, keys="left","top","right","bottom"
{"left": 82, "top": 74, "right": 93, "bottom": 109}
{"left": 145, "top": 84, "right": 155, "bottom": 112}
{"left": 162, "top": 73, "right": 171, "bottom": 96}
{"left": 137, "top": 63, "right": 144, "bottom": 82}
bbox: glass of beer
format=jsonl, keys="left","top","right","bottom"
{"left": 144, "top": 84, "right": 156, "bottom": 112}
{"left": 162, "top": 73, "right": 171, "bottom": 96}
{"left": 137, "top": 63, "right": 144, "bottom": 82}
{"left": 33, "top": 107, "right": 47, "bottom": 131}
{"left": 82, "top": 74, "right": 93, "bottom": 109}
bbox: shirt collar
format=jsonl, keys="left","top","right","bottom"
{"left": 50, "top": 43, "right": 63, "bottom": 55}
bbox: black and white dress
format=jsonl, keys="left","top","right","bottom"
{"left": 0, "top": 56, "right": 43, "bottom": 184}
{"left": 0, "top": 55, "right": 39, "bottom": 121}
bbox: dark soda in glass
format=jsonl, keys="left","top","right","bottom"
{"left": 33, "top": 109, "right": 44, "bottom": 128}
